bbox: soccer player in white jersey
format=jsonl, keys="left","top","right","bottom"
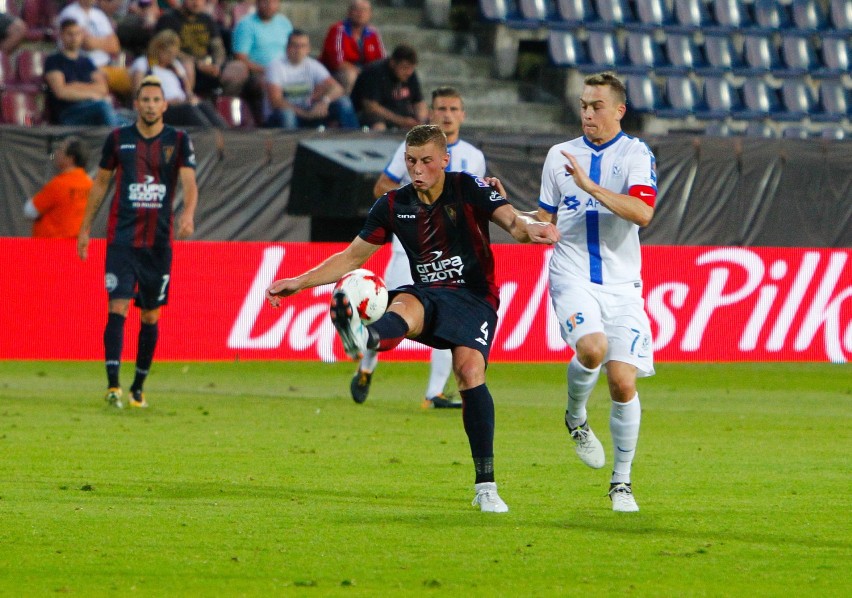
{"left": 350, "top": 86, "right": 487, "bottom": 408}
{"left": 537, "top": 72, "right": 656, "bottom": 512}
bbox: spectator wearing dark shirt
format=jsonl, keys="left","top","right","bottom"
{"left": 319, "top": 0, "right": 385, "bottom": 95}
{"left": 351, "top": 44, "right": 428, "bottom": 132}
{"left": 44, "top": 19, "right": 121, "bottom": 126}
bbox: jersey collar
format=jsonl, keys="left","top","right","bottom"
{"left": 582, "top": 131, "right": 625, "bottom": 152}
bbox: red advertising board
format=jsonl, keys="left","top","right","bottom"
{"left": 1, "top": 239, "right": 849, "bottom": 362}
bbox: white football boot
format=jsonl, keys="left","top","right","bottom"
{"left": 330, "top": 288, "right": 369, "bottom": 360}
{"left": 567, "top": 421, "right": 606, "bottom": 469}
{"left": 472, "top": 482, "right": 509, "bottom": 513}
{"left": 608, "top": 482, "right": 639, "bottom": 512}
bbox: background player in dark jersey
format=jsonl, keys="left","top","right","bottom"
{"left": 77, "top": 75, "right": 198, "bottom": 409}
{"left": 266, "top": 124, "right": 558, "bottom": 513}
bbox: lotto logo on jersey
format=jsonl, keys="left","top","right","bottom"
{"left": 128, "top": 175, "right": 167, "bottom": 208}
{"left": 415, "top": 252, "right": 464, "bottom": 283}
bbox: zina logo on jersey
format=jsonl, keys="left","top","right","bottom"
{"left": 128, "top": 175, "right": 167, "bottom": 208}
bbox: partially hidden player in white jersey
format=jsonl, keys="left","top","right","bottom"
{"left": 537, "top": 72, "right": 656, "bottom": 512}
{"left": 350, "top": 86, "right": 487, "bottom": 408}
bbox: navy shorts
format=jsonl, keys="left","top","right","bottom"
{"left": 105, "top": 245, "right": 173, "bottom": 309}
{"left": 391, "top": 285, "right": 499, "bottom": 362}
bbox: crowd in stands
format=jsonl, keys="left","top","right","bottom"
{"left": 0, "top": 0, "right": 432, "bottom": 131}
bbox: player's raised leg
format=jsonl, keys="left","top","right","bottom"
{"left": 350, "top": 350, "right": 378, "bottom": 404}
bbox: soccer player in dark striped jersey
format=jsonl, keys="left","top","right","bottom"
{"left": 266, "top": 124, "right": 559, "bottom": 513}
{"left": 77, "top": 75, "right": 198, "bottom": 410}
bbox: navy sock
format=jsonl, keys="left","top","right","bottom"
{"left": 366, "top": 311, "right": 409, "bottom": 351}
{"left": 104, "top": 312, "right": 126, "bottom": 388}
{"left": 460, "top": 384, "right": 496, "bottom": 484}
{"left": 131, "top": 322, "right": 159, "bottom": 393}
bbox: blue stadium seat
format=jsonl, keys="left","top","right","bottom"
{"left": 779, "top": 78, "right": 817, "bottom": 120}
{"left": 555, "top": 0, "right": 598, "bottom": 26}
{"left": 586, "top": 30, "right": 629, "bottom": 70}
{"left": 829, "top": 0, "right": 852, "bottom": 30}
{"left": 703, "top": 76, "right": 746, "bottom": 118}
{"left": 753, "top": 0, "right": 793, "bottom": 32}
{"left": 624, "top": 31, "right": 670, "bottom": 73}
{"left": 659, "top": 75, "right": 709, "bottom": 119}
{"left": 743, "top": 34, "right": 784, "bottom": 74}
{"left": 813, "top": 78, "right": 851, "bottom": 122}
{"left": 791, "top": 0, "right": 829, "bottom": 31}
{"left": 816, "top": 34, "right": 850, "bottom": 77}
{"left": 517, "top": 0, "right": 558, "bottom": 23}
{"left": 590, "top": 0, "right": 635, "bottom": 29}
{"left": 745, "top": 121, "right": 776, "bottom": 138}
{"left": 633, "top": 0, "right": 675, "bottom": 30}
{"left": 548, "top": 30, "right": 593, "bottom": 70}
{"left": 778, "top": 33, "right": 821, "bottom": 77}
{"left": 704, "top": 121, "right": 732, "bottom": 136}
{"left": 663, "top": 34, "right": 709, "bottom": 74}
{"left": 672, "top": 0, "right": 715, "bottom": 32}
{"left": 625, "top": 74, "right": 665, "bottom": 113}
{"left": 711, "top": 0, "right": 753, "bottom": 30}
{"left": 479, "top": 0, "right": 512, "bottom": 21}
{"left": 741, "top": 79, "right": 785, "bottom": 120}
{"left": 702, "top": 32, "right": 747, "bottom": 74}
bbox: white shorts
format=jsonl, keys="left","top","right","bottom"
{"left": 550, "top": 277, "right": 655, "bottom": 377}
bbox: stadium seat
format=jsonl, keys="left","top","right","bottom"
{"left": 586, "top": 30, "right": 629, "bottom": 70}
{"left": 753, "top": 0, "right": 793, "bottom": 31}
{"left": 518, "top": 0, "right": 557, "bottom": 23}
{"left": 703, "top": 76, "right": 746, "bottom": 118}
{"left": 214, "top": 96, "right": 255, "bottom": 128}
{"left": 813, "top": 78, "right": 851, "bottom": 122}
{"left": 555, "top": 0, "right": 598, "bottom": 26}
{"left": 591, "top": 0, "right": 634, "bottom": 28}
{"left": 704, "top": 121, "right": 732, "bottom": 136}
{"left": 633, "top": 0, "right": 675, "bottom": 30}
{"left": 791, "top": 0, "right": 829, "bottom": 31}
{"left": 820, "top": 126, "right": 846, "bottom": 140}
{"left": 0, "top": 53, "right": 13, "bottom": 90}
{"left": 745, "top": 121, "right": 776, "bottom": 138}
{"left": 712, "top": 0, "right": 753, "bottom": 30}
{"left": 702, "top": 32, "right": 746, "bottom": 74}
{"left": 829, "top": 0, "right": 852, "bottom": 30}
{"left": 0, "top": 90, "right": 44, "bottom": 125}
{"left": 664, "top": 34, "right": 709, "bottom": 74}
{"left": 672, "top": 0, "right": 715, "bottom": 31}
{"left": 625, "top": 74, "right": 664, "bottom": 113}
{"left": 21, "top": 0, "right": 57, "bottom": 41}
{"left": 779, "top": 78, "right": 817, "bottom": 120}
{"left": 479, "top": 0, "right": 514, "bottom": 21}
{"left": 782, "top": 125, "right": 811, "bottom": 139}
{"left": 624, "top": 31, "right": 670, "bottom": 73}
{"left": 14, "top": 49, "right": 46, "bottom": 90}
{"left": 817, "top": 34, "right": 850, "bottom": 77}
{"left": 548, "top": 30, "right": 593, "bottom": 70}
{"left": 659, "top": 75, "right": 707, "bottom": 118}
{"left": 741, "top": 79, "right": 785, "bottom": 120}
{"left": 743, "top": 34, "right": 784, "bottom": 74}
{"left": 779, "top": 33, "right": 821, "bottom": 76}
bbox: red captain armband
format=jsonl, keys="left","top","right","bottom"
{"left": 629, "top": 185, "right": 657, "bottom": 207}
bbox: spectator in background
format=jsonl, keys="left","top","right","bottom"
{"left": 130, "top": 29, "right": 226, "bottom": 127}
{"left": 0, "top": 8, "right": 27, "bottom": 55}
{"left": 57, "top": 0, "right": 132, "bottom": 99}
{"left": 44, "top": 19, "right": 121, "bottom": 126}
{"left": 264, "top": 30, "right": 358, "bottom": 130}
{"left": 115, "top": 0, "right": 162, "bottom": 57}
{"left": 319, "top": 0, "right": 385, "bottom": 95}
{"left": 351, "top": 43, "right": 427, "bottom": 131}
{"left": 229, "top": 0, "right": 292, "bottom": 125}
{"left": 156, "top": 0, "right": 236, "bottom": 98}
{"left": 24, "top": 136, "right": 93, "bottom": 239}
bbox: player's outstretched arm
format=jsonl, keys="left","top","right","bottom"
{"left": 176, "top": 166, "right": 198, "bottom": 239}
{"left": 77, "top": 168, "right": 113, "bottom": 261}
{"left": 491, "top": 204, "right": 559, "bottom": 245}
{"left": 266, "top": 237, "right": 380, "bottom": 307}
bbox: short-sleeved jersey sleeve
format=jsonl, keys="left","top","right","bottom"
{"left": 177, "top": 131, "right": 197, "bottom": 169}
{"left": 626, "top": 142, "right": 657, "bottom": 192}
{"left": 382, "top": 142, "right": 407, "bottom": 183}
{"left": 464, "top": 173, "right": 509, "bottom": 215}
{"left": 358, "top": 194, "right": 393, "bottom": 246}
{"left": 537, "top": 145, "right": 564, "bottom": 215}
{"left": 99, "top": 129, "right": 119, "bottom": 171}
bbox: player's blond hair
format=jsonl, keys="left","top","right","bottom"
{"left": 405, "top": 124, "right": 447, "bottom": 153}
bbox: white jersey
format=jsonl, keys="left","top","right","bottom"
{"left": 383, "top": 138, "right": 486, "bottom": 255}
{"left": 539, "top": 132, "right": 656, "bottom": 288}
{"left": 56, "top": 3, "right": 115, "bottom": 68}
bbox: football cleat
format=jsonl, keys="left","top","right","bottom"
{"left": 567, "top": 420, "right": 606, "bottom": 469}
{"left": 472, "top": 482, "right": 509, "bottom": 513}
{"left": 105, "top": 387, "right": 123, "bottom": 409}
{"left": 422, "top": 393, "right": 462, "bottom": 409}
{"left": 350, "top": 369, "right": 372, "bottom": 404}
{"left": 128, "top": 389, "right": 149, "bottom": 409}
{"left": 609, "top": 482, "right": 639, "bottom": 512}
{"left": 330, "top": 288, "right": 369, "bottom": 360}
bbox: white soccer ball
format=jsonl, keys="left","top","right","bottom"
{"left": 333, "top": 268, "right": 388, "bottom": 324}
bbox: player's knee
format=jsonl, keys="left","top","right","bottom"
{"left": 453, "top": 362, "right": 486, "bottom": 390}
{"left": 608, "top": 377, "right": 636, "bottom": 403}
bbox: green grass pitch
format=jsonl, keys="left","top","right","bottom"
{"left": 0, "top": 361, "right": 849, "bottom": 596}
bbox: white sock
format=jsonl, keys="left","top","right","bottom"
{"left": 359, "top": 349, "right": 379, "bottom": 373}
{"left": 425, "top": 349, "right": 452, "bottom": 398}
{"left": 610, "top": 393, "right": 641, "bottom": 485}
{"left": 566, "top": 356, "right": 601, "bottom": 428}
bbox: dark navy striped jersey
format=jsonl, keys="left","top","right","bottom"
{"left": 99, "top": 125, "right": 196, "bottom": 248}
{"left": 359, "top": 172, "right": 510, "bottom": 309}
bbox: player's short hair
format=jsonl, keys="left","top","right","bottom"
{"left": 59, "top": 18, "right": 80, "bottom": 32}
{"left": 136, "top": 75, "right": 164, "bottom": 98}
{"left": 584, "top": 71, "right": 627, "bottom": 106}
{"left": 405, "top": 124, "right": 447, "bottom": 153}
{"left": 431, "top": 86, "right": 464, "bottom": 109}
{"left": 390, "top": 44, "right": 417, "bottom": 65}
{"left": 61, "top": 136, "right": 88, "bottom": 169}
